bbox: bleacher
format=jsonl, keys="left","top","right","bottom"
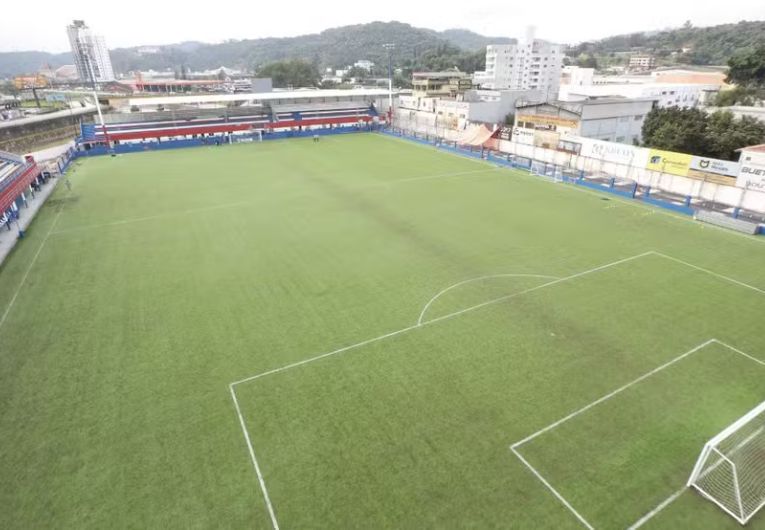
{"left": 694, "top": 209, "right": 761, "bottom": 235}
{"left": 0, "top": 159, "right": 21, "bottom": 184}
{"left": 0, "top": 150, "right": 40, "bottom": 219}
{"left": 270, "top": 101, "right": 376, "bottom": 123}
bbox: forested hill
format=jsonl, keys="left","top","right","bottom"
{"left": 569, "top": 20, "right": 765, "bottom": 66}
{"left": 0, "top": 22, "right": 513, "bottom": 77}
{"left": 3, "top": 19, "right": 763, "bottom": 78}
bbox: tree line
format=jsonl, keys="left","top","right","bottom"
{"left": 643, "top": 45, "right": 765, "bottom": 160}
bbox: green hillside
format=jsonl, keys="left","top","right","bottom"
{"left": 569, "top": 20, "right": 765, "bottom": 67}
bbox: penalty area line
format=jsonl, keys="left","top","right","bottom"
{"left": 627, "top": 488, "right": 685, "bottom": 530}
{"left": 511, "top": 446, "right": 594, "bottom": 530}
{"left": 230, "top": 384, "right": 280, "bottom": 530}
{"left": 229, "top": 250, "right": 655, "bottom": 528}
{"left": 510, "top": 338, "right": 764, "bottom": 529}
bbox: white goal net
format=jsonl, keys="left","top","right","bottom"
{"left": 688, "top": 400, "right": 765, "bottom": 525}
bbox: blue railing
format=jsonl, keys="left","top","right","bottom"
{"left": 381, "top": 128, "right": 734, "bottom": 223}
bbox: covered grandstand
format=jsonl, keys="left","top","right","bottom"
{"left": 0, "top": 151, "right": 43, "bottom": 232}
{"left": 78, "top": 89, "right": 391, "bottom": 146}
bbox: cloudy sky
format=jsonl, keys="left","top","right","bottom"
{"left": 2, "top": 0, "right": 764, "bottom": 52}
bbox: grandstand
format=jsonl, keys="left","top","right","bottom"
{"left": 0, "top": 149, "right": 49, "bottom": 264}
{"left": 78, "top": 89, "right": 388, "bottom": 146}
{"left": 271, "top": 101, "right": 377, "bottom": 122}
{"left": 0, "top": 151, "right": 39, "bottom": 216}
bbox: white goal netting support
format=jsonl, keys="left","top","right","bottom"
{"left": 688, "top": 400, "right": 765, "bottom": 525}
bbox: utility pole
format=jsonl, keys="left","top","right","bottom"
{"left": 383, "top": 43, "right": 395, "bottom": 122}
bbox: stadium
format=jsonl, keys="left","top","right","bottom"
{"left": 1, "top": 86, "right": 764, "bottom": 530}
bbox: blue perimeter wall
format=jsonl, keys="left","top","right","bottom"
{"left": 379, "top": 129, "right": 701, "bottom": 217}
{"left": 76, "top": 125, "right": 372, "bottom": 157}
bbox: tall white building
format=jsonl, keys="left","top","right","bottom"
{"left": 67, "top": 20, "right": 115, "bottom": 84}
{"left": 473, "top": 28, "right": 563, "bottom": 100}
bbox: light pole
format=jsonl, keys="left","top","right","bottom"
{"left": 383, "top": 43, "right": 395, "bottom": 120}
{"left": 80, "top": 39, "right": 111, "bottom": 149}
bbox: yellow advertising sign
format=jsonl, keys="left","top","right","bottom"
{"left": 646, "top": 149, "right": 692, "bottom": 176}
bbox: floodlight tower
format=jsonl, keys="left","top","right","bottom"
{"left": 383, "top": 43, "right": 395, "bottom": 119}
{"left": 80, "top": 40, "right": 111, "bottom": 149}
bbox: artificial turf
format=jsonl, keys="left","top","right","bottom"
{"left": 0, "top": 133, "right": 764, "bottom": 529}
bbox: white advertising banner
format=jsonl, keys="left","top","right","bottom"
{"left": 737, "top": 152, "right": 765, "bottom": 191}
{"left": 689, "top": 156, "right": 740, "bottom": 177}
{"left": 564, "top": 135, "right": 649, "bottom": 167}
{"left": 512, "top": 127, "right": 535, "bottom": 146}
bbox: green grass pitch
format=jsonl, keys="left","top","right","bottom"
{"left": 1, "top": 133, "right": 764, "bottom": 529}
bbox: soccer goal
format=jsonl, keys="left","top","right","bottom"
{"left": 687, "top": 400, "right": 765, "bottom": 525}
{"left": 530, "top": 161, "right": 563, "bottom": 183}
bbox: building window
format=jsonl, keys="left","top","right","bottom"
{"left": 634, "top": 115, "right": 643, "bottom": 120}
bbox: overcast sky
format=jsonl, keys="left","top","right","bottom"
{"left": 2, "top": 0, "right": 764, "bottom": 53}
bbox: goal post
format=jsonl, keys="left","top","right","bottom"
{"left": 688, "top": 400, "right": 765, "bottom": 525}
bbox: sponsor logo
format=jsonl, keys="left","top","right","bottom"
{"left": 650, "top": 155, "right": 662, "bottom": 164}
{"left": 742, "top": 167, "right": 765, "bottom": 176}
{"left": 699, "top": 159, "right": 710, "bottom": 169}
{"left": 589, "top": 142, "right": 640, "bottom": 162}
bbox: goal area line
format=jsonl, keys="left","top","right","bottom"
{"left": 510, "top": 339, "right": 765, "bottom": 530}
{"left": 229, "top": 251, "right": 765, "bottom": 530}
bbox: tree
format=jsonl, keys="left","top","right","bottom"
{"left": 710, "top": 86, "right": 759, "bottom": 107}
{"left": 726, "top": 45, "right": 765, "bottom": 86}
{"left": 257, "top": 59, "right": 321, "bottom": 88}
{"left": 574, "top": 54, "right": 598, "bottom": 69}
{"left": 641, "top": 107, "right": 709, "bottom": 154}
{"left": 642, "top": 107, "right": 765, "bottom": 161}
{"left": 706, "top": 111, "right": 765, "bottom": 160}
{"left": 345, "top": 66, "right": 370, "bottom": 80}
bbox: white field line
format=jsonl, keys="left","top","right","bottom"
{"left": 653, "top": 251, "right": 765, "bottom": 297}
{"left": 231, "top": 323, "right": 420, "bottom": 387}
{"left": 376, "top": 132, "right": 487, "bottom": 167}
{"left": 231, "top": 251, "right": 653, "bottom": 387}
{"left": 228, "top": 252, "right": 652, "bottom": 527}
{"left": 392, "top": 168, "right": 500, "bottom": 184}
{"left": 0, "top": 205, "right": 64, "bottom": 334}
{"left": 50, "top": 199, "right": 254, "bottom": 235}
{"left": 229, "top": 246, "right": 765, "bottom": 527}
{"left": 511, "top": 446, "right": 594, "bottom": 530}
{"left": 627, "top": 487, "right": 685, "bottom": 530}
{"left": 417, "top": 273, "right": 561, "bottom": 326}
{"left": 49, "top": 168, "right": 499, "bottom": 236}
{"left": 377, "top": 133, "right": 765, "bottom": 245}
{"left": 511, "top": 338, "right": 764, "bottom": 529}
{"left": 715, "top": 340, "right": 765, "bottom": 366}
{"left": 510, "top": 339, "right": 717, "bottom": 449}
{"left": 229, "top": 385, "right": 280, "bottom": 530}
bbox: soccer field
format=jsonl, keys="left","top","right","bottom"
{"left": 1, "top": 133, "right": 764, "bottom": 529}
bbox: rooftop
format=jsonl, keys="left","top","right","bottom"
{"left": 412, "top": 71, "right": 470, "bottom": 79}
{"left": 127, "top": 88, "right": 390, "bottom": 107}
